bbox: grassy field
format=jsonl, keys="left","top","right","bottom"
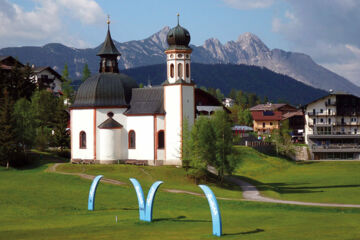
{"left": 234, "top": 146, "right": 360, "bottom": 204}
{"left": 0, "top": 151, "right": 360, "bottom": 239}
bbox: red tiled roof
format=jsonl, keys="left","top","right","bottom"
{"left": 251, "top": 111, "right": 282, "bottom": 121}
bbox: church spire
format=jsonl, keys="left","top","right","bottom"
{"left": 97, "top": 15, "right": 120, "bottom": 73}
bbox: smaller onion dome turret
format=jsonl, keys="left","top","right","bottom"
{"left": 166, "top": 14, "right": 191, "bottom": 51}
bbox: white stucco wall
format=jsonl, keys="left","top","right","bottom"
{"left": 164, "top": 85, "right": 182, "bottom": 164}
{"left": 156, "top": 115, "right": 165, "bottom": 161}
{"left": 126, "top": 116, "right": 155, "bottom": 161}
{"left": 98, "top": 129, "right": 121, "bottom": 161}
{"left": 71, "top": 109, "right": 95, "bottom": 160}
{"left": 95, "top": 108, "right": 127, "bottom": 160}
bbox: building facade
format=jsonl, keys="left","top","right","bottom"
{"left": 304, "top": 92, "right": 360, "bottom": 160}
{"left": 70, "top": 19, "right": 224, "bottom": 165}
{"left": 250, "top": 103, "right": 299, "bottom": 134}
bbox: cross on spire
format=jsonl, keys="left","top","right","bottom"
{"left": 177, "top": 13, "right": 180, "bottom": 25}
{"left": 107, "top": 14, "right": 111, "bottom": 28}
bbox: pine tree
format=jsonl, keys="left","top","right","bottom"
{"left": 0, "top": 89, "right": 17, "bottom": 168}
{"left": 13, "top": 98, "right": 36, "bottom": 153}
{"left": 61, "top": 64, "right": 74, "bottom": 104}
{"left": 53, "top": 97, "right": 70, "bottom": 151}
{"left": 82, "top": 63, "right": 91, "bottom": 82}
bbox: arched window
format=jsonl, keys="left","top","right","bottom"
{"left": 157, "top": 130, "right": 165, "bottom": 149}
{"left": 128, "top": 130, "right": 136, "bottom": 149}
{"left": 178, "top": 63, "right": 183, "bottom": 78}
{"left": 170, "top": 64, "right": 174, "bottom": 78}
{"left": 80, "top": 131, "right": 86, "bottom": 149}
{"left": 186, "top": 63, "right": 190, "bottom": 78}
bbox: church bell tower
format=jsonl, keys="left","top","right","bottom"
{"left": 163, "top": 14, "right": 195, "bottom": 165}
{"left": 97, "top": 16, "right": 121, "bottom": 73}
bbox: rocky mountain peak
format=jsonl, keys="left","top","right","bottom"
{"left": 236, "top": 32, "right": 269, "bottom": 52}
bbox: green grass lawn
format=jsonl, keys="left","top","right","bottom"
{"left": 1, "top": 159, "right": 360, "bottom": 240}
{"left": 56, "top": 163, "right": 243, "bottom": 200}
{"left": 234, "top": 146, "right": 360, "bottom": 204}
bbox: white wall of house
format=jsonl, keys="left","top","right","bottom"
{"left": 126, "top": 115, "right": 155, "bottom": 161}
{"left": 71, "top": 109, "right": 95, "bottom": 160}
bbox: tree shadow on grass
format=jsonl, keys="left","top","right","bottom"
{"left": 153, "top": 215, "right": 211, "bottom": 223}
{"left": 223, "top": 228, "right": 265, "bottom": 236}
{"left": 232, "top": 175, "right": 360, "bottom": 194}
{"left": 19, "top": 150, "right": 69, "bottom": 170}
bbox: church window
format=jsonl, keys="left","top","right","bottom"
{"left": 186, "top": 63, "right": 190, "bottom": 78}
{"left": 178, "top": 63, "right": 183, "bottom": 78}
{"left": 170, "top": 64, "right": 174, "bottom": 78}
{"left": 128, "top": 130, "right": 136, "bottom": 149}
{"left": 158, "top": 130, "right": 165, "bottom": 149}
{"left": 80, "top": 131, "right": 86, "bottom": 149}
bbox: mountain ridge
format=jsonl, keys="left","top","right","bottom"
{"left": 1, "top": 26, "right": 359, "bottom": 95}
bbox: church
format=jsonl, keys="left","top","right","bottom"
{"left": 70, "top": 17, "right": 224, "bottom": 165}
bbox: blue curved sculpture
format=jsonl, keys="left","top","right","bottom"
{"left": 145, "top": 181, "right": 163, "bottom": 222}
{"left": 129, "top": 178, "right": 163, "bottom": 222}
{"left": 129, "top": 178, "right": 146, "bottom": 220}
{"left": 88, "top": 175, "right": 103, "bottom": 211}
{"left": 199, "top": 185, "right": 222, "bottom": 237}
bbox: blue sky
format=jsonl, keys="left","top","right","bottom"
{"left": 1, "top": 0, "right": 360, "bottom": 85}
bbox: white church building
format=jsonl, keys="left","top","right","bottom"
{"left": 70, "top": 18, "right": 224, "bottom": 165}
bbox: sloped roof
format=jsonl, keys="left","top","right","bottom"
{"left": 251, "top": 111, "right": 282, "bottom": 121}
{"left": 282, "top": 110, "right": 304, "bottom": 120}
{"left": 98, "top": 117, "right": 123, "bottom": 129}
{"left": 250, "top": 103, "right": 287, "bottom": 111}
{"left": 125, "top": 87, "right": 164, "bottom": 115}
{"left": 97, "top": 28, "right": 121, "bottom": 56}
{"left": 72, "top": 73, "right": 138, "bottom": 108}
{"left": 33, "top": 66, "right": 62, "bottom": 80}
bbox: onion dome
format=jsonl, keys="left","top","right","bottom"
{"left": 166, "top": 14, "right": 191, "bottom": 50}
{"left": 72, "top": 73, "right": 138, "bottom": 108}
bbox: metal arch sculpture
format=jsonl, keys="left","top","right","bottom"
{"left": 88, "top": 175, "right": 103, "bottom": 211}
{"left": 199, "top": 185, "right": 222, "bottom": 237}
{"left": 129, "top": 178, "right": 163, "bottom": 222}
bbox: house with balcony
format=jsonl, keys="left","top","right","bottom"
{"left": 250, "top": 103, "right": 303, "bottom": 139}
{"left": 304, "top": 92, "right": 360, "bottom": 160}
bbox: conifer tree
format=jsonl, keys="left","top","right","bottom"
{"left": 0, "top": 89, "right": 17, "bottom": 168}
{"left": 82, "top": 63, "right": 91, "bottom": 82}
{"left": 13, "top": 98, "right": 36, "bottom": 153}
{"left": 61, "top": 64, "right": 74, "bottom": 104}
{"left": 53, "top": 97, "right": 70, "bottom": 151}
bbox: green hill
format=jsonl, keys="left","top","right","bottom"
{"left": 122, "top": 63, "right": 328, "bottom": 105}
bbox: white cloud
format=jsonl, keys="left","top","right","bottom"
{"left": 272, "top": 0, "right": 360, "bottom": 86}
{"left": 222, "top": 0, "right": 275, "bottom": 9}
{"left": 57, "top": 0, "right": 106, "bottom": 25}
{"left": 0, "top": 0, "right": 106, "bottom": 48}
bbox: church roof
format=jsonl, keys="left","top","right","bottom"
{"left": 97, "top": 28, "right": 121, "bottom": 56}
{"left": 72, "top": 73, "right": 138, "bottom": 108}
{"left": 98, "top": 117, "right": 123, "bottom": 129}
{"left": 125, "top": 87, "right": 164, "bottom": 115}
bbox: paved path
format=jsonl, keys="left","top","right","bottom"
{"left": 48, "top": 163, "right": 360, "bottom": 208}
{"left": 226, "top": 176, "right": 360, "bottom": 208}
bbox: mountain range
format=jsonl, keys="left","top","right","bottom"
{"left": 1, "top": 26, "right": 359, "bottom": 96}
